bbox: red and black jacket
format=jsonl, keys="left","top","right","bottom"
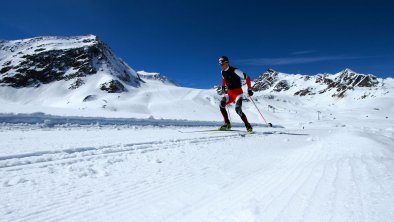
{"left": 221, "top": 66, "right": 252, "bottom": 90}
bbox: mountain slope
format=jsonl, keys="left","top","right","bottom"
{"left": 0, "top": 35, "right": 140, "bottom": 91}
{"left": 252, "top": 68, "right": 389, "bottom": 99}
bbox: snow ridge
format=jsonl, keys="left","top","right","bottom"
{"left": 252, "top": 68, "right": 388, "bottom": 99}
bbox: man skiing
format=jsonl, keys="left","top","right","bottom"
{"left": 218, "top": 56, "right": 253, "bottom": 133}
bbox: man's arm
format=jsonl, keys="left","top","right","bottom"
{"left": 234, "top": 69, "right": 252, "bottom": 89}
{"left": 234, "top": 69, "right": 253, "bottom": 96}
{"left": 221, "top": 77, "right": 226, "bottom": 88}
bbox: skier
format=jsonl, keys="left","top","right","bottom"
{"left": 218, "top": 56, "right": 253, "bottom": 133}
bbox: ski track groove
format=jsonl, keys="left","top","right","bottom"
{"left": 0, "top": 134, "right": 247, "bottom": 170}
{"left": 222, "top": 150, "right": 318, "bottom": 219}
{"left": 87, "top": 145, "right": 269, "bottom": 219}
{"left": 302, "top": 152, "right": 345, "bottom": 222}
{"left": 11, "top": 164, "right": 190, "bottom": 221}
{"left": 164, "top": 146, "right": 297, "bottom": 221}
{"left": 232, "top": 143, "right": 323, "bottom": 222}
{"left": 266, "top": 149, "right": 321, "bottom": 222}
{"left": 120, "top": 142, "right": 284, "bottom": 221}
{"left": 349, "top": 157, "right": 366, "bottom": 222}
{"left": 7, "top": 134, "right": 262, "bottom": 222}
{"left": 331, "top": 156, "right": 363, "bottom": 222}
{"left": 359, "top": 155, "right": 394, "bottom": 221}
{"left": 9, "top": 181, "right": 92, "bottom": 221}
{"left": 245, "top": 147, "right": 319, "bottom": 221}
{"left": 365, "top": 156, "right": 393, "bottom": 195}
{"left": 301, "top": 158, "right": 329, "bottom": 221}
{"left": 273, "top": 150, "right": 329, "bottom": 222}
{"left": 168, "top": 143, "right": 319, "bottom": 222}
{"left": 61, "top": 138, "right": 265, "bottom": 221}
{"left": 328, "top": 158, "right": 340, "bottom": 222}
{"left": 16, "top": 180, "right": 135, "bottom": 222}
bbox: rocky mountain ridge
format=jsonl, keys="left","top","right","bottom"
{"left": 252, "top": 68, "right": 389, "bottom": 99}
{"left": 0, "top": 35, "right": 140, "bottom": 92}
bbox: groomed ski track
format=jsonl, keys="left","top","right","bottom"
{"left": 1, "top": 123, "right": 393, "bottom": 222}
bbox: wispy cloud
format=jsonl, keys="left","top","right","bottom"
{"left": 290, "top": 50, "right": 317, "bottom": 55}
{"left": 236, "top": 55, "right": 365, "bottom": 66}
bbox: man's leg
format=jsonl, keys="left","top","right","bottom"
{"left": 235, "top": 97, "right": 252, "bottom": 129}
{"left": 220, "top": 96, "right": 230, "bottom": 124}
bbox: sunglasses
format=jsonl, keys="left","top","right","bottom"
{"left": 219, "top": 60, "right": 227, "bottom": 64}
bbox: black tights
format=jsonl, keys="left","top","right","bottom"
{"left": 220, "top": 97, "right": 250, "bottom": 127}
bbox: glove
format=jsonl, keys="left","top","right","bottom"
{"left": 217, "top": 86, "right": 225, "bottom": 95}
{"left": 222, "top": 86, "right": 227, "bottom": 93}
{"left": 217, "top": 86, "right": 227, "bottom": 95}
{"left": 248, "top": 89, "right": 254, "bottom": 96}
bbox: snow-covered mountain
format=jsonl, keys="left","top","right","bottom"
{"left": 0, "top": 35, "right": 393, "bottom": 123}
{"left": 252, "top": 68, "right": 390, "bottom": 99}
{"left": 0, "top": 35, "right": 140, "bottom": 92}
{"left": 0, "top": 35, "right": 188, "bottom": 118}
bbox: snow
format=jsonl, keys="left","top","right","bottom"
{"left": 1, "top": 44, "right": 394, "bottom": 220}
{"left": 0, "top": 35, "right": 97, "bottom": 65}
{"left": 1, "top": 122, "right": 393, "bottom": 221}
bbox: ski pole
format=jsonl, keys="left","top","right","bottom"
{"left": 249, "top": 96, "right": 273, "bottom": 127}
{"left": 226, "top": 106, "right": 231, "bottom": 122}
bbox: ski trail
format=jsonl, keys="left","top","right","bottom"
{"left": 2, "top": 131, "right": 262, "bottom": 221}
{"left": 167, "top": 140, "right": 321, "bottom": 222}
{"left": 1, "top": 128, "right": 393, "bottom": 222}
{"left": 0, "top": 133, "right": 247, "bottom": 169}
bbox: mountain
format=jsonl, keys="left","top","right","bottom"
{"left": 0, "top": 35, "right": 216, "bottom": 120}
{"left": 0, "top": 35, "right": 140, "bottom": 92}
{"left": 252, "top": 68, "right": 391, "bottom": 99}
{"left": 137, "top": 71, "right": 178, "bottom": 86}
{"left": 1, "top": 35, "right": 393, "bottom": 122}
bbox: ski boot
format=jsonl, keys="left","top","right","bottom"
{"left": 218, "top": 122, "right": 231, "bottom": 131}
{"left": 246, "top": 124, "right": 253, "bottom": 133}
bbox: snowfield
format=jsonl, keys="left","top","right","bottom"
{"left": 0, "top": 66, "right": 394, "bottom": 221}
{"left": 1, "top": 114, "right": 393, "bottom": 222}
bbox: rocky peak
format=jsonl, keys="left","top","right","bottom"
{"left": 335, "top": 68, "right": 378, "bottom": 88}
{"left": 252, "top": 68, "right": 279, "bottom": 91}
{"left": 252, "top": 68, "right": 383, "bottom": 99}
{"left": 272, "top": 80, "right": 290, "bottom": 92}
{"left": 0, "top": 35, "right": 141, "bottom": 92}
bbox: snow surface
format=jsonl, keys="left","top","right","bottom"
{"left": 0, "top": 69, "right": 394, "bottom": 221}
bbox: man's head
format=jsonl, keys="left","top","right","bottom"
{"left": 219, "top": 56, "right": 229, "bottom": 70}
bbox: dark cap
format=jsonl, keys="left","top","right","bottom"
{"left": 219, "top": 56, "right": 229, "bottom": 63}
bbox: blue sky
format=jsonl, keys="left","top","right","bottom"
{"left": 1, "top": 0, "right": 393, "bottom": 88}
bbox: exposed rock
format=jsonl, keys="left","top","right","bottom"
{"left": 69, "top": 78, "right": 85, "bottom": 90}
{"left": 253, "top": 68, "right": 381, "bottom": 99}
{"left": 100, "top": 80, "right": 127, "bottom": 93}
{"left": 82, "top": 95, "right": 98, "bottom": 102}
{"left": 0, "top": 35, "right": 140, "bottom": 90}
{"left": 333, "top": 69, "right": 378, "bottom": 89}
{"left": 315, "top": 74, "right": 327, "bottom": 83}
{"left": 273, "top": 80, "right": 290, "bottom": 92}
{"left": 252, "top": 68, "right": 279, "bottom": 91}
{"left": 294, "top": 87, "right": 315, "bottom": 96}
